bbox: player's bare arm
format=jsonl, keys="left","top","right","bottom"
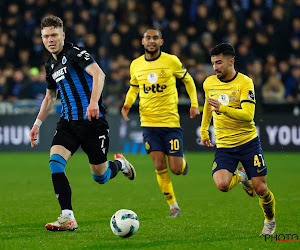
{"left": 29, "top": 89, "right": 58, "bottom": 147}
{"left": 121, "top": 105, "right": 131, "bottom": 121}
{"left": 190, "top": 106, "right": 200, "bottom": 118}
{"left": 85, "top": 63, "right": 105, "bottom": 121}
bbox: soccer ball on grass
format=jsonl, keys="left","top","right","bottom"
{"left": 110, "top": 209, "right": 139, "bottom": 238}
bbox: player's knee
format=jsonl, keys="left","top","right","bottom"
{"left": 170, "top": 167, "right": 182, "bottom": 175}
{"left": 216, "top": 182, "right": 229, "bottom": 192}
{"left": 92, "top": 169, "right": 111, "bottom": 184}
{"left": 49, "top": 154, "right": 66, "bottom": 174}
{"left": 255, "top": 185, "right": 268, "bottom": 196}
{"left": 154, "top": 161, "right": 167, "bottom": 171}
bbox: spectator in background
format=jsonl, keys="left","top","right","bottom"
{"left": 97, "top": 45, "right": 111, "bottom": 74}
{"left": 289, "top": 36, "right": 300, "bottom": 58}
{"left": 278, "top": 60, "right": 290, "bottom": 84}
{"left": 285, "top": 65, "right": 300, "bottom": 102}
{"left": 0, "top": 0, "right": 299, "bottom": 108}
{"left": 194, "top": 4, "right": 209, "bottom": 33}
{"left": 269, "top": 5, "right": 290, "bottom": 60}
{"left": 0, "top": 71, "right": 6, "bottom": 101}
{"left": 253, "top": 31, "right": 271, "bottom": 60}
{"left": 163, "top": 19, "right": 181, "bottom": 51}
{"left": 152, "top": 1, "right": 168, "bottom": 30}
{"left": 29, "top": 67, "right": 46, "bottom": 102}
{"left": 291, "top": 0, "right": 300, "bottom": 17}
{"left": 262, "top": 74, "right": 285, "bottom": 102}
{"left": 247, "top": 59, "right": 264, "bottom": 106}
{"left": 235, "top": 43, "right": 254, "bottom": 74}
{"left": 3, "top": 69, "right": 31, "bottom": 102}
{"left": 84, "top": 33, "right": 98, "bottom": 59}
{"left": 291, "top": 17, "right": 300, "bottom": 38}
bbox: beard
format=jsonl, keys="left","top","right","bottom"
{"left": 216, "top": 69, "right": 228, "bottom": 80}
{"left": 216, "top": 73, "right": 225, "bottom": 80}
{"left": 144, "top": 47, "right": 159, "bottom": 55}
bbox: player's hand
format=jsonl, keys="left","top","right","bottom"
{"left": 207, "top": 98, "right": 220, "bottom": 112}
{"left": 86, "top": 101, "right": 99, "bottom": 121}
{"left": 202, "top": 138, "right": 214, "bottom": 147}
{"left": 121, "top": 105, "right": 130, "bottom": 121}
{"left": 190, "top": 106, "right": 200, "bottom": 118}
{"left": 29, "top": 125, "right": 39, "bottom": 148}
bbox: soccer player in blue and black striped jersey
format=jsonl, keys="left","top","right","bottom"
{"left": 29, "top": 15, "right": 136, "bottom": 232}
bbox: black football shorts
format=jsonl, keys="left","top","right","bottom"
{"left": 51, "top": 117, "right": 109, "bottom": 164}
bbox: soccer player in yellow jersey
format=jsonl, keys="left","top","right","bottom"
{"left": 122, "top": 28, "right": 200, "bottom": 218}
{"left": 200, "top": 43, "right": 276, "bottom": 235}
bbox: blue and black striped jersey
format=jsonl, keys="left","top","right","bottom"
{"left": 45, "top": 42, "right": 106, "bottom": 120}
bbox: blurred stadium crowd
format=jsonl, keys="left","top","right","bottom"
{"left": 0, "top": 0, "right": 300, "bottom": 111}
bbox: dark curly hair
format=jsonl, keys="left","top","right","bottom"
{"left": 210, "top": 43, "right": 235, "bottom": 58}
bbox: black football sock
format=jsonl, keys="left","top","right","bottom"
{"left": 108, "top": 160, "right": 122, "bottom": 179}
{"left": 51, "top": 173, "right": 72, "bottom": 210}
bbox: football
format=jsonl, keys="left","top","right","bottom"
{"left": 110, "top": 209, "right": 139, "bottom": 238}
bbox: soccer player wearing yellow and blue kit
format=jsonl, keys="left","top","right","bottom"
{"left": 121, "top": 28, "right": 200, "bottom": 218}
{"left": 200, "top": 43, "right": 276, "bottom": 235}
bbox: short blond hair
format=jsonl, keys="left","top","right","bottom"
{"left": 41, "top": 15, "right": 63, "bottom": 30}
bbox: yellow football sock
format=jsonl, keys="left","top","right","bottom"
{"left": 155, "top": 169, "right": 177, "bottom": 205}
{"left": 228, "top": 171, "right": 241, "bottom": 190}
{"left": 259, "top": 189, "right": 275, "bottom": 222}
{"left": 182, "top": 158, "right": 187, "bottom": 173}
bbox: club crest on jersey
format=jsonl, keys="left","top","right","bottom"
{"left": 147, "top": 72, "right": 158, "bottom": 84}
{"left": 160, "top": 69, "right": 166, "bottom": 78}
{"left": 218, "top": 94, "right": 229, "bottom": 106}
{"left": 248, "top": 90, "right": 255, "bottom": 100}
{"left": 62, "top": 56, "right": 67, "bottom": 65}
{"left": 230, "top": 91, "right": 238, "bottom": 101}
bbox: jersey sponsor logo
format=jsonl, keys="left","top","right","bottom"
{"left": 143, "top": 83, "right": 167, "bottom": 94}
{"left": 248, "top": 90, "right": 255, "bottom": 100}
{"left": 147, "top": 72, "right": 158, "bottom": 84}
{"left": 218, "top": 94, "right": 229, "bottom": 106}
{"left": 62, "top": 56, "right": 67, "bottom": 65}
{"left": 77, "top": 50, "right": 90, "bottom": 61}
{"left": 52, "top": 66, "right": 67, "bottom": 82}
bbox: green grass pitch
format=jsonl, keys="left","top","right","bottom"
{"left": 0, "top": 152, "right": 299, "bottom": 249}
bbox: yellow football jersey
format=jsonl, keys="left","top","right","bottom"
{"left": 125, "top": 52, "right": 198, "bottom": 127}
{"left": 200, "top": 72, "right": 258, "bottom": 148}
